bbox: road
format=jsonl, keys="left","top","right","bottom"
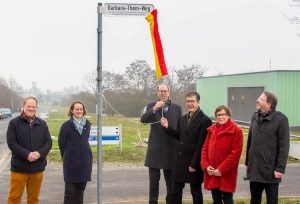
{"left": 1, "top": 163, "right": 300, "bottom": 203}
{"left": 0, "top": 116, "right": 11, "bottom": 159}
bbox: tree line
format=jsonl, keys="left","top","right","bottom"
{"left": 61, "top": 60, "right": 209, "bottom": 117}
{"left": 0, "top": 60, "right": 209, "bottom": 116}
{"left": 0, "top": 76, "right": 23, "bottom": 110}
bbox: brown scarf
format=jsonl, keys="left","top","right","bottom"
{"left": 21, "top": 110, "right": 35, "bottom": 123}
{"left": 187, "top": 107, "right": 200, "bottom": 126}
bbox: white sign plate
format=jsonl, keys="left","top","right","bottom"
{"left": 104, "top": 3, "right": 154, "bottom": 16}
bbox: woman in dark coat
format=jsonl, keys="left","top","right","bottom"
{"left": 201, "top": 105, "right": 243, "bottom": 204}
{"left": 58, "top": 101, "right": 93, "bottom": 204}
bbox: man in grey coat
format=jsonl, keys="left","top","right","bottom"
{"left": 245, "top": 91, "right": 290, "bottom": 204}
{"left": 140, "top": 84, "right": 182, "bottom": 204}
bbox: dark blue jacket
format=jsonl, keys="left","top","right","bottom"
{"left": 58, "top": 117, "right": 93, "bottom": 183}
{"left": 6, "top": 116, "right": 52, "bottom": 173}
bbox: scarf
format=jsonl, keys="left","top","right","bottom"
{"left": 187, "top": 107, "right": 200, "bottom": 126}
{"left": 21, "top": 110, "right": 35, "bottom": 123}
{"left": 258, "top": 109, "right": 273, "bottom": 122}
{"left": 72, "top": 116, "right": 86, "bottom": 135}
{"left": 215, "top": 118, "right": 231, "bottom": 135}
{"left": 258, "top": 109, "right": 273, "bottom": 117}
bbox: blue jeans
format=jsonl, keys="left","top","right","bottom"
{"left": 211, "top": 188, "right": 233, "bottom": 204}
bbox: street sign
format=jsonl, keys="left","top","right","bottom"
{"left": 104, "top": 3, "right": 154, "bottom": 16}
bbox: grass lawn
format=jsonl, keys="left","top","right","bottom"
{"left": 45, "top": 106, "right": 300, "bottom": 165}
{"left": 45, "top": 106, "right": 300, "bottom": 203}
{"left": 158, "top": 197, "right": 300, "bottom": 204}
{"left": 46, "top": 106, "right": 149, "bottom": 164}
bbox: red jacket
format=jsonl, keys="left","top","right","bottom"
{"left": 201, "top": 121, "right": 243, "bottom": 193}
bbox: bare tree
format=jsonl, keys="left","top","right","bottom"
{"left": 283, "top": 0, "right": 300, "bottom": 36}
{"left": 125, "top": 60, "right": 156, "bottom": 99}
{"left": 83, "top": 70, "right": 97, "bottom": 98}
{"left": 0, "top": 76, "right": 24, "bottom": 109}
{"left": 175, "top": 64, "right": 209, "bottom": 92}
{"left": 102, "top": 71, "right": 127, "bottom": 116}
{"left": 64, "top": 86, "right": 81, "bottom": 95}
{"left": 0, "top": 76, "right": 10, "bottom": 107}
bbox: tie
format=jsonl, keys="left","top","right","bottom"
{"left": 163, "top": 105, "right": 168, "bottom": 116}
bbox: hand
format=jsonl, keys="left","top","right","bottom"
{"left": 28, "top": 152, "right": 39, "bottom": 162}
{"left": 161, "top": 117, "right": 168, "bottom": 128}
{"left": 153, "top": 101, "right": 165, "bottom": 112}
{"left": 33, "top": 151, "right": 41, "bottom": 159}
{"left": 274, "top": 171, "right": 284, "bottom": 178}
{"left": 212, "top": 169, "right": 222, "bottom": 177}
{"left": 189, "top": 167, "right": 196, "bottom": 172}
{"left": 206, "top": 166, "right": 215, "bottom": 176}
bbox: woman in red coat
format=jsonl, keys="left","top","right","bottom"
{"left": 201, "top": 105, "right": 243, "bottom": 204}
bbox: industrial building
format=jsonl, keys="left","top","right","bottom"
{"left": 197, "top": 70, "right": 300, "bottom": 131}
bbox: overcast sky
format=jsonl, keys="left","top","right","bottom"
{"left": 0, "top": 0, "right": 299, "bottom": 92}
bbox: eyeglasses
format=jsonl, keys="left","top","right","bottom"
{"left": 216, "top": 113, "right": 227, "bottom": 118}
{"left": 158, "top": 90, "right": 168, "bottom": 93}
{"left": 186, "top": 100, "right": 197, "bottom": 103}
{"left": 257, "top": 97, "right": 266, "bottom": 101}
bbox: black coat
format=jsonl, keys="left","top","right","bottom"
{"left": 245, "top": 110, "right": 290, "bottom": 183}
{"left": 165, "top": 108, "right": 212, "bottom": 183}
{"left": 6, "top": 116, "right": 52, "bottom": 173}
{"left": 141, "top": 101, "right": 182, "bottom": 169}
{"left": 58, "top": 117, "right": 93, "bottom": 183}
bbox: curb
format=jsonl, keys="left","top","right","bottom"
{"left": 0, "top": 150, "right": 11, "bottom": 174}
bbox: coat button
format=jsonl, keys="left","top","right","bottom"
{"left": 179, "top": 152, "right": 182, "bottom": 154}
{"left": 181, "top": 142, "right": 183, "bottom": 144}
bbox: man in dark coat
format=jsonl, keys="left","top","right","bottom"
{"left": 6, "top": 96, "right": 52, "bottom": 204}
{"left": 161, "top": 91, "right": 212, "bottom": 204}
{"left": 140, "top": 84, "right": 182, "bottom": 204}
{"left": 245, "top": 91, "right": 290, "bottom": 204}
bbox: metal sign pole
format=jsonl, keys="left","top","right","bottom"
{"left": 95, "top": 3, "right": 153, "bottom": 203}
{"left": 97, "top": 2, "right": 103, "bottom": 204}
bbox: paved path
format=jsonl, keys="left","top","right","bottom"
{"left": 1, "top": 159, "right": 300, "bottom": 204}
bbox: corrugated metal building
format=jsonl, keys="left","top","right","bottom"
{"left": 197, "top": 70, "right": 300, "bottom": 129}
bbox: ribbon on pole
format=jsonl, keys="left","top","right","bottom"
{"left": 146, "top": 9, "right": 168, "bottom": 80}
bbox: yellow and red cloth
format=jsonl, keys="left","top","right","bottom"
{"left": 146, "top": 9, "right": 168, "bottom": 80}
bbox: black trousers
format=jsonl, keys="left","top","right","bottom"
{"left": 211, "top": 188, "right": 233, "bottom": 204}
{"left": 64, "top": 182, "right": 87, "bottom": 204}
{"left": 172, "top": 181, "right": 203, "bottom": 204}
{"left": 250, "top": 182, "right": 279, "bottom": 204}
{"left": 148, "top": 167, "right": 172, "bottom": 204}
